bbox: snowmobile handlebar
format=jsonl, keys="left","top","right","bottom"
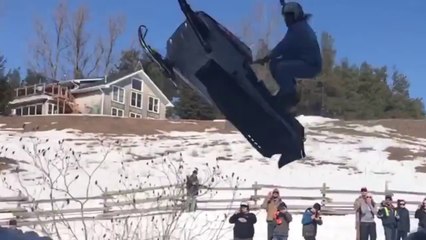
{"left": 177, "top": 0, "right": 212, "bottom": 53}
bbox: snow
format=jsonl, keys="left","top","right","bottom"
{"left": 8, "top": 95, "right": 52, "bottom": 105}
{"left": 0, "top": 115, "right": 425, "bottom": 239}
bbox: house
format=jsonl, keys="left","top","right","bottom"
{"left": 8, "top": 69, "right": 174, "bottom": 119}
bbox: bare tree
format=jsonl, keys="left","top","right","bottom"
{"left": 102, "top": 15, "right": 126, "bottom": 75}
{"left": 28, "top": 2, "right": 125, "bottom": 80}
{"left": 29, "top": 1, "right": 68, "bottom": 80}
{"left": 237, "top": 0, "right": 283, "bottom": 54}
{"left": 235, "top": 0, "right": 283, "bottom": 94}
{"left": 66, "top": 5, "right": 90, "bottom": 79}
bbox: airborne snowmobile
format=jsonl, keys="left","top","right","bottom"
{"left": 138, "top": 0, "right": 306, "bottom": 168}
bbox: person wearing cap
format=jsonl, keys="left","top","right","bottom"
{"left": 261, "top": 188, "right": 283, "bottom": 240}
{"left": 396, "top": 199, "right": 410, "bottom": 240}
{"left": 253, "top": 0, "right": 322, "bottom": 112}
{"left": 359, "top": 192, "right": 378, "bottom": 240}
{"left": 301, "top": 203, "right": 323, "bottom": 240}
{"left": 272, "top": 202, "right": 293, "bottom": 240}
{"left": 377, "top": 195, "right": 399, "bottom": 240}
{"left": 229, "top": 202, "right": 257, "bottom": 240}
{"left": 354, "top": 187, "right": 371, "bottom": 240}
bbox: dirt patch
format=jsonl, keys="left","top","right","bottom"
{"left": 385, "top": 147, "right": 426, "bottom": 161}
{"left": 345, "top": 119, "right": 426, "bottom": 139}
{"left": 338, "top": 165, "right": 362, "bottom": 173}
{"left": 0, "top": 115, "right": 235, "bottom": 136}
{"left": 311, "top": 126, "right": 386, "bottom": 138}
{"left": 358, "top": 147, "right": 374, "bottom": 152}
{"left": 0, "top": 157, "right": 18, "bottom": 171}
{"left": 415, "top": 165, "right": 426, "bottom": 173}
{"left": 316, "top": 161, "right": 346, "bottom": 166}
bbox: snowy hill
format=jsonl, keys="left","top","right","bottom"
{"left": 0, "top": 115, "right": 425, "bottom": 240}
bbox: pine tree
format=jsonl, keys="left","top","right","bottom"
{"left": 174, "top": 86, "right": 219, "bottom": 120}
{"left": 391, "top": 69, "right": 410, "bottom": 97}
{"left": 0, "top": 55, "right": 13, "bottom": 115}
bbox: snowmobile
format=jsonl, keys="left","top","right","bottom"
{"left": 138, "top": 0, "right": 306, "bottom": 168}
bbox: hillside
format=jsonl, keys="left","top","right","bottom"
{"left": 0, "top": 115, "right": 425, "bottom": 240}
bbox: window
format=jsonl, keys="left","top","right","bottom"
{"left": 112, "top": 85, "right": 125, "bottom": 104}
{"left": 111, "top": 107, "right": 124, "bottom": 117}
{"left": 148, "top": 96, "right": 160, "bottom": 113}
{"left": 48, "top": 104, "right": 57, "bottom": 114}
{"left": 29, "top": 105, "right": 36, "bottom": 115}
{"left": 131, "top": 78, "right": 143, "bottom": 91}
{"left": 14, "top": 104, "right": 43, "bottom": 116}
{"left": 129, "top": 112, "right": 142, "bottom": 118}
{"left": 36, "top": 105, "right": 42, "bottom": 115}
{"left": 130, "top": 91, "right": 143, "bottom": 109}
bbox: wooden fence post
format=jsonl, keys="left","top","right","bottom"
{"left": 253, "top": 181, "right": 258, "bottom": 206}
{"left": 103, "top": 187, "right": 108, "bottom": 213}
{"left": 321, "top": 182, "right": 327, "bottom": 206}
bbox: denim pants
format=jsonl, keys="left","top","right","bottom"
{"left": 272, "top": 236, "right": 288, "bottom": 240}
{"left": 267, "top": 220, "right": 276, "bottom": 240}
{"left": 269, "top": 59, "right": 319, "bottom": 95}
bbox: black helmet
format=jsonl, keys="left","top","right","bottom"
{"left": 282, "top": 2, "right": 305, "bottom": 20}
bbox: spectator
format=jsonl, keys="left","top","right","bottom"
{"left": 414, "top": 198, "right": 426, "bottom": 231}
{"left": 377, "top": 195, "right": 398, "bottom": 240}
{"left": 359, "top": 193, "right": 377, "bottom": 240}
{"left": 185, "top": 169, "right": 200, "bottom": 212}
{"left": 261, "top": 188, "right": 283, "bottom": 240}
{"left": 396, "top": 199, "right": 410, "bottom": 240}
{"left": 301, "top": 202, "right": 323, "bottom": 240}
{"left": 229, "top": 202, "right": 257, "bottom": 240}
{"left": 272, "top": 202, "right": 293, "bottom": 240}
{"left": 354, "top": 187, "right": 370, "bottom": 240}
{"left": 407, "top": 228, "right": 426, "bottom": 240}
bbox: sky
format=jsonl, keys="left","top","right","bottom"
{"left": 0, "top": 0, "right": 425, "bottom": 101}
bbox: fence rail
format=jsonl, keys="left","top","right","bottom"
{"left": 1, "top": 181, "right": 425, "bottom": 227}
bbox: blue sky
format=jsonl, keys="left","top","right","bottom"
{"left": 0, "top": 0, "right": 425, "bottom": 101}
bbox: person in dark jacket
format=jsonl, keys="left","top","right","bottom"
{"left": 186, "top": 169, "right": 199, "bottom": 212}
{"left": 396, "top": 199, "right": 410, "bottom": 240}
{"left": 229, "top": 202, "right": 257, "bottom": 240}
{"left": 377, "top": 195, "right": 399, "bottom": 240}
{"left": 254, "top": 0, "right": 322, "bottom": 111}
{"left": 301, "top": 203, "right": 323, "bottom": 240}
{"left": 414, "top": 199, "right": 426, "bottom": 231}
{"left": 406, "top": 228, "right": 426, "bottom": 240}
{"left": 272, "top": 202, "right": 293, "bottom": 240}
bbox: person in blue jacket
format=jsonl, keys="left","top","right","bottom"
{"left": 254, "top": 0, "right": 322, "bottom": 112}
{"left": 301, "top": 203, "right": 323, "bottom": 240}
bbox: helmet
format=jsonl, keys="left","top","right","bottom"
{"left": 282, "top": 2, "right": 305, "bottom": 20}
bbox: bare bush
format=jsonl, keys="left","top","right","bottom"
{"left": 0, "top": 134, "right": 244, "bottom": 240}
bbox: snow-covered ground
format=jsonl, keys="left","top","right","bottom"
{"left": 0, "top": 115, "right": 425, "bottom": 240}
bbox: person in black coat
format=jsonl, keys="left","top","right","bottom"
{"left": 414, "top": 199, "right": 426, "bottom": 231}
{"left": 229, "top": 202, "right": 257, "bottom": 240}
{"left": 396, "top": 199, "right": 410, "bottom": 240}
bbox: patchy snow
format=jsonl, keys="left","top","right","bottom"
{"left": 0, "top": 115, "right": 425, "bottom": 240}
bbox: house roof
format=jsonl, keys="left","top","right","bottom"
{"left": 9, "top": 95, "right": 53, "bottom": 106}
{"left": 71, "top": 70, "right": 174, "bottom": 107}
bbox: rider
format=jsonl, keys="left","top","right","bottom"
{"left": 255, "top": 0, "right": 322, "bottom": 111}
